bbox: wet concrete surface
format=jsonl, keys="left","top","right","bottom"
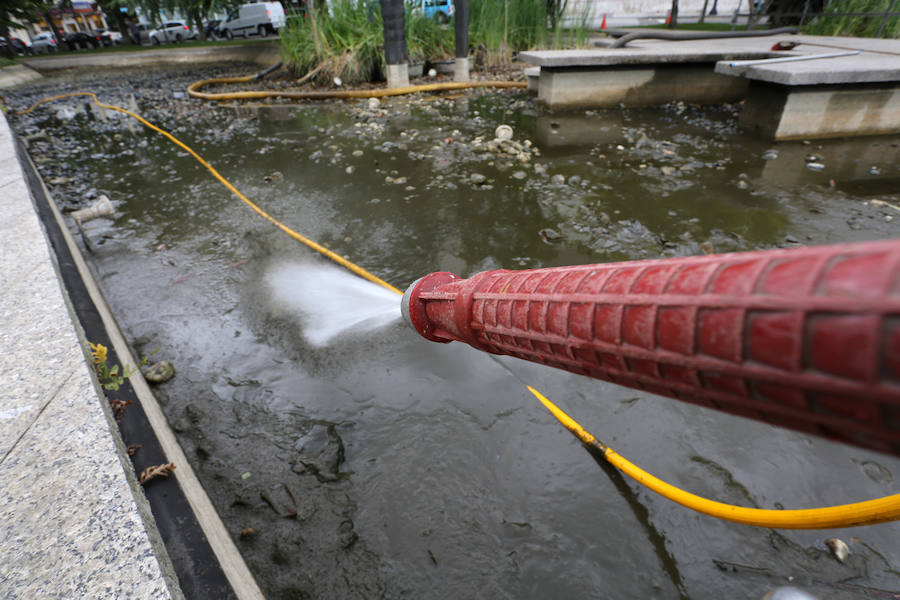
{"left": 7, "top": 65, "right": 900, "bottom": 599}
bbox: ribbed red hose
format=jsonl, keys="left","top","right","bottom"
{"left": 403, "top": 240, "right": 900, "bottom": 456}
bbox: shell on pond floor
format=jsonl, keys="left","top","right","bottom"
{"left": 143, "top": 360, "right": 175, "bottom": 384}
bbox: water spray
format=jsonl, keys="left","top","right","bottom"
{"left": 403, "top": 239, "right": 900, "bottom": 458}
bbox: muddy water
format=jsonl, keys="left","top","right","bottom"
{"left": 11, "top": 67, "right": 900, "bottom": 599}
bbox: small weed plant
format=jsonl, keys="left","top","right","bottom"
{"left": 89, "top": 342, "right": 134, "bottom": 391}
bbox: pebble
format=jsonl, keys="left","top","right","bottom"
{"left": 737, "top": 180, "right": 749, "bottom": 190}
{"left": 762, "top": 149, "right": 779, "bottom": 160}
{"left": 345, "top": 166, "right": 355, "bottom": 175}
{"left": 470, "top": 173, "right": 487, "bottom": 185}
{"left": 512, "top": 171, "right": 527, "bottom": 180}
{"left": 825, "top": 538, "right": 849, "bottom": 563}
{"left": 661, "top": 166, "right": 676, "bottom": 176}
{"left": 806, "top": 162, "right": 825, "bottom": 172}
{"left": 366, "top": 97, "right": 380, "bottom": 110}
{"left": 550, "top": 174, "right": 565, "bottom": 185}
{"left": 352, "top": 149, "right": 364, "bottom": 157}
{"left": 539, "top": 228, "right": 565, "bottom": 242}
{"left": 869, "top": 166, "right": 881, "bottom": 175}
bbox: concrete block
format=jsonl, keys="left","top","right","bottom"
{"left": 453, "top": 57, "right": 470, "bottom": 83}
{"left": 538, "top": 64, "right": 748, "bottom": 109}
{"left": 741, "top": 81, "right": 900, "bottom": 140}
{"left": 524, "top": 67, "right": 539, "bottom": 92}
{"left": 386, "top": 63, "right": 410, "bottom": 89}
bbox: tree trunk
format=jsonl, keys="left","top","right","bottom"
{"left": 668, "top": 0, "right": 678, "bottom": 28}
{"left": 192, "top": 8, "right": 205, "bottom": 41}
{"left": 454, "top": 0, "right": 468, "bottom": 58}
{"left": 380, "top": 0, "right": 405, "bottom": 65}
{"left": 0, "top": 22, "right": 14, "bottom": 59}
{"left": 699, "top": 0, "right": 710, "bottom": 23}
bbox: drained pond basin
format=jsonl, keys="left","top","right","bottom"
{"left": 10, "top": 65, "right": 900, "bottom": 599}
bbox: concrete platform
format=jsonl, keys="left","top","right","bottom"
{"left": 715, "top": 36, "right": 900, "bottom": 140}
{"left": 520, "top": 36, "right": 784, "bottom": 109}
{"left": 520, "top": 34, "right": 900, "bottom": 140}
{"left": 0, "top": 112, "right": 182, "bottom": 599}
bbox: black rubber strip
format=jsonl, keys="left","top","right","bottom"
{"left": 15, "top": 137, "right": 239, "bottom": 600}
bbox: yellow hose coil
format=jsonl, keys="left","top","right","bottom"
{"left": 19, "top": 90, "right": 900, "bottom": 529}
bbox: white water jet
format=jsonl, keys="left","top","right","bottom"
{"left": 266, "top": 262, "right": 402, "bottom": 347}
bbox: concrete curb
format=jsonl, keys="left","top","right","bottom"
{"left": 0, "top": 64, "right": 43, "bottom": 89}
{"left": 0, "top": 111, "right": 182, "bottom": 599}
{"left": 21, "top": 42, "right": 281, "bottom": 72}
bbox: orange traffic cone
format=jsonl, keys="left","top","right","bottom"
{"left": 665, "top": 10, "right": 671, "bottom": 25}
{"left": 601, "top": 13, "right": 607, "bottom": 29}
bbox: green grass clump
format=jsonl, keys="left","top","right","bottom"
{"left": 803, "top": 0, "right": 899, "bottom": 37}
{"left": 469, "top": 0, "right": 592, "bottom": 67}
{"left": 279, "top": 0, "right": 593, "bottom": 80}
{"left": 280, "top": 0, "right": 384, "bottom": 85}
{"left": 406, "top": 9, "right": 454, "bottom": 63}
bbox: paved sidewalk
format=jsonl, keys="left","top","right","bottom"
{"left": 0, "top": 112, "right": 182, "bottom": 599}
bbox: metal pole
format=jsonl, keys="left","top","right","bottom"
{"left": 380, "top": 0, "right": 408, "bottom": 88}
{"left": 453, "top": 0, "right": 470, "bottom": 82}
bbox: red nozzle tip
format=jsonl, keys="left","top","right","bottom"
{"left": 401, "top": 272, "right": 459, "bottom": 343}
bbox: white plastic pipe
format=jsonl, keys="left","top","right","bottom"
{"left": 729, "top": 50, "right": 861, "bottom": 67}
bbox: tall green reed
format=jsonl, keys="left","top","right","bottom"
{"left": 803, "top": 0, "right": 899, "bottom": 38}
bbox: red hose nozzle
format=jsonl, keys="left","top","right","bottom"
{"left": 403, "top": 240, "right": 900, "bottom": 457}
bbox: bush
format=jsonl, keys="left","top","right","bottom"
{"left": 280, "top": 0, "right": 384, "bottom": 85}
{"left": 280, "top": 0, "right": 593, "bottom": 81}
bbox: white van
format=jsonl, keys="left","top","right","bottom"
{"left": 220, "top": 2, "right": 286, "bottom": 38}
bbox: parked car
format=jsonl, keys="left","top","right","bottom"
{"left": 411, "top": 0, "right": 454, "bottom": 23}
{"left": 93, "top": 28, "right": 123, "bottom": 46}
{"left": 149, "top": 20, "right": 196, "bottom": 44}
{"left": 30, "top": 31, "right": 59, "bottom": 53}
{"left": 219, "top": 2, "right": 286, "bottom": 39}
{"left": 63, "top": 31, "right": 102, "bottom": 50}
{"left": 0, "top": 37, "right": 34, "bottom": 56}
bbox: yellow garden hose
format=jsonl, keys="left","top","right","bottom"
{"left": 529, "top": 386, "right": 900, "bottom": 528}
{"left": 186, "top": 74, "right": 527, "bottom": 102}
{"left": 18, "top": 91, "right": 401, "bottom": 294}
{"left": 17, "top": 90, "right": 900, "bottom": 529}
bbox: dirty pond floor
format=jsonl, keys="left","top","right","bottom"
{"left": 8, "top": 65, "right": 900, "bottom": 599}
